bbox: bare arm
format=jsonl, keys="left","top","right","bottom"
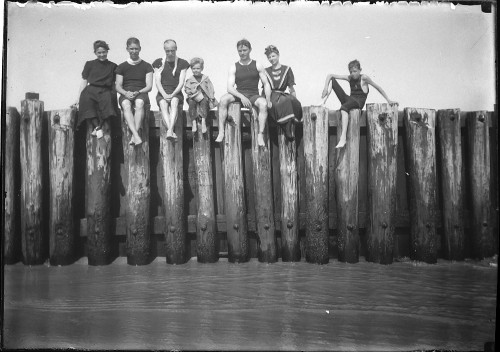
{"left": 154, "top": 69, "right": 169, "bottom": 99}
{"left": 257, "top": 61, "right": 272, "bottom": 107}
{"left": 364, "top": 75, "right": 397, "bottom": 105}
{"left": 115, "top": 74, "right": 127, "bottom": 95}
{"left": 138, "top": 72, "right": 153, "bottom": 94}
{"left": 288, "top": 85, "right": 296, "bottom": 98}
{"left": 322, "top": 73, "right": 349, "bottom": 98}
{"left": 171, "top": 69, "right": 187, "bottom": 97}
{"left": 74, "top": 79, "right": 87, "bottom": 106}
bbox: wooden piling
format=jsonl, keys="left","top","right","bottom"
{"left": 191, "top": 106, "right": 218, "bottom": 263}
{"left": 403, "top": 108, "right": 438, "bottom": 264}
{"left": 20, "top": 94, "right": 46, "bottom": 265}
{"left": 249, "top": 108, "right": 277, "bottom": 263}
{"left": 336, "top": 109, "right": 361, "bottom": 263}
{"left": 437, "top": 109, "right": 464, "bottom": 260}
{"left": 48, "top": 109, "right": 76, "bottom": 265}
{"left": 4, "top": 107, "right": 21, "bottom": 264}
{"left": 278, "top": 125, "right": 299, "bottom": 262}
{"left": 223, "top": 103, "right": 249, "bottom": 263}
{"left": 161, "top": 107, "right": 186, "bottom": 264}
{"left": 467, "top": 111, "right": 495, "bottom": 259}
{"left": 303, "top": 106, "right": 329, "bottom": 264}
{"left": 86, "top": 119, "right": 112, "bottom": 265}
{"left": 366, "top": 103, "right": 398, "bottom": 264}
{"left": 122, "top": 112, "right": 151, "bottom": 265}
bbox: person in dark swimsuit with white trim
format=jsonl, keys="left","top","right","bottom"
{"left": 321, "top": 59, "right": 397, "bottom": 148}
{"left": 215, "top": 39, "right": 272, "bottom": 147}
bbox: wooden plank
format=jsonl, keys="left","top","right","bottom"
{"left": 4, "top": 107, "right": 21, "bottom": 264}
{"left": 303, "top": 106, "right": 329, "bottom": 264}
{"left": 366, "top": 103, "right": 398, "bottom": 264}
{"left": 467, "top": 111, "right": 496, "bottom": 259}
{"left": 223, "top": 103, "right": 249, "bottom": 262}
{"left": 122, "top": 111, "right": 151, "bottom": 265}
{"left": 250, "top": 108, "right": 277, "bottom": 263}
{"left": 336, "top": 109, "right": 361, "bottom": 263}
{"left": 86, "top": 118, "right": 113, "bottom": 265}
{"left": 436, "top": 109, "right": 465, "bottom": 260}
{"left": 191, "top": 103, "right": 218, "bottom": 263}
{"left": 403, "top": 108, "right": 438, "bottom": 263}
{"left": 161, "top": 107, "right": 186, "bottom": 264}
{"left": 20, "top": 96, "right": 46, "bottom": 265}
{"left": 48, "top": 109, "right": 76, "bottom": 265}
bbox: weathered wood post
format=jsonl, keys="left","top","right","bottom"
{"left": 223, "top": 103, "right": 249, "bottom": 262}
{"left": 336, "top": 109, "right": 361, "bottom": 263}
{"left": 122, "top": 111, "right": 151, "bottom": 265}
{"left": 161, "top": 107, "right": 186, "bottom": 264}
{"left": 191, "top": 106, "right": 218, "bottom": 263}
{"left": 303, "top": 106, "right": 329, "bottom": 264}
{"left": 467, "top": 111, "right": 495, "bottom": 259}
{"left": 20, "top": 93, "right": 46, "bottom": 265}
{"left": 366, "top": 103, "right": 398, "bottom": 264}
{"left": 278, "top": 122, "right": 299, "bottom": 262}
{"left": 249, "top": 108, "right": 276, "bottom": 263}
{"left": 48, "top": 109, "right": 76, "bottom": 265}
{"left": 403, "top": 108, "right": 438, "bottom": 264}
{"left": 4, "top": 107, "right": 21, "bottom": 264}
{"left": 86, "top": 118, "right": 112, "bottom": 265}
{"left": 437, "top": 109, "right": 464, "bottom": 260}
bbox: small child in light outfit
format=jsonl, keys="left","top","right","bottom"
{"left": 184, "top": 57, "right": 218, "bottom": 134}
{"left": 321, "top": 59, "right": 397, "bottom": 148}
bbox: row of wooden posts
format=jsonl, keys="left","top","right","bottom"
{"left": 3, "top": 93, "right": 497, "bottom": 266}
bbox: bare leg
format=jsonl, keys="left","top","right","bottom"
{"left": 215, "top": 94, "right": 235, "bottom": 143}
{"left": 121, "top": 100, "right": 141, "bottom": 145}
{"left": 159, "top": 100, "right": 173, "bottom": 139}
{"left": 201, "top": 117, "right": 207, "bottom": 134}
{"left": 134, "top": 99, "right": 145, "bottom": 145}
{"left": 336, "top": 110, "right": 349, "bottom": 148}
{"left": 256, "top": 99, "right": 267, "bottom": 147}
{"left": 170, "top": 98, "right": 180, "bottom": 140}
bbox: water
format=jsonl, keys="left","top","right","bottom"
{"left": 3, "top": 257, "right": 497, "bottom": 350}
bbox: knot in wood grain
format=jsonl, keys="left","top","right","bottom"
{"left": 482, "top": 221, "right": 488, "bottom": 227}
{"left": 378, "top": 113, "right": 387, "bottom": 121}
{"left": 449, "top": 114, "right": 455, "bottom": 121}
{"left": 410, "top": 111, "right": 421, "bottom": 122}
{"left": 287, "top": 221, "right": 294, "bottom": 229}
{"left": 315, "top": 224, "right": 322, "bottom": 231}
{"left": 169, "top": 226, "right": 176, "bottom": 233}
{"left": 233, "top": 223, "right": 239, "bottom": 230}
{"left": 200, "top": 224, "right": 207, "bottom": 231}
{"left": 478, "top": 114, "right": 485, "bottom": 122}
{"left": 226, "top": 115, "right": 233, "bottom": 122}
{"left": 53, "top": 113, "right": 60, "bottom": 124}
{"left": 264, "top": 224, "right": 270, "bottom": 230}
{"left": 381, "top": 222, "right": 388, "bottom": 229}
{"left": 425, "top": 223, "right": 432, "bottom": 229}
{"left": 311, "top": 113, "right": 317, "bottom": 121}
{"left": 347, "top": 224, "right": 354, "bottom": 231}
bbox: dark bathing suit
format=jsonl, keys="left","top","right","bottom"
{"left": 331, "top": 75, "right": 369, "bottom": 112}
{"left": 234, "top": 60, "right": 261, "bottom": 105}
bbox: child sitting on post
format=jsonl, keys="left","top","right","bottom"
{"left": 184, "top": 57, "right": 218, "bottom": 134}
{"left": 321, "top": 59, "right": 397, "bottom": 148}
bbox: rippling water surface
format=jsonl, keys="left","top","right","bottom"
{"left": 3, "top": 257, "right": 497, "bottom": 350}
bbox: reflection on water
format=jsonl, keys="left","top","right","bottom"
{"left": 3, "top": 257, "right": 497, "bottom": 350}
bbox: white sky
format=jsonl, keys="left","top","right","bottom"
{"left": 5, "top": 1, "right": 497, "bottom": 112}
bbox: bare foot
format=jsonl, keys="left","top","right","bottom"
{"left": 257, "top": 133, "right": 265, "bottom": 147}
{"left": 201, "top": 120, "right": 207, "bottom": 134}
{"left": 129, "top": 137, "right": 135, "bottom": 145}
{"left": 215, "top": 133, "right": 224, "bottom": 143}
{"left": 171, "top": 132, "right": 178, "bottom": 140}
{"left": 192, "top": 122, "right": 197, "bottom": 133}
{"left": 166, "top": 129, "right": 173, "bottom": 140}
{"left": 133, "top": 136, "right": 143, "bottom": 146}
{"left": 335, "top": 139, "right": 346, "bottom": 148}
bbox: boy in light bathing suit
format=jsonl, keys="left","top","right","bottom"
{"left": 321, "top": 59, "right": 397, "bottom": 148}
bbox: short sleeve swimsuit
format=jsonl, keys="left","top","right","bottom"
{"left": 265, "top": 65, "right": 302, "bottom": 123}
{"left": 77, "top": 59, "right": 118, "bottom": 128}
{"left": 115, "top": 60, "right": 153, "bottom": 106}
{"left": 153, "top": 57, "right": 190, "bottom": 106}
